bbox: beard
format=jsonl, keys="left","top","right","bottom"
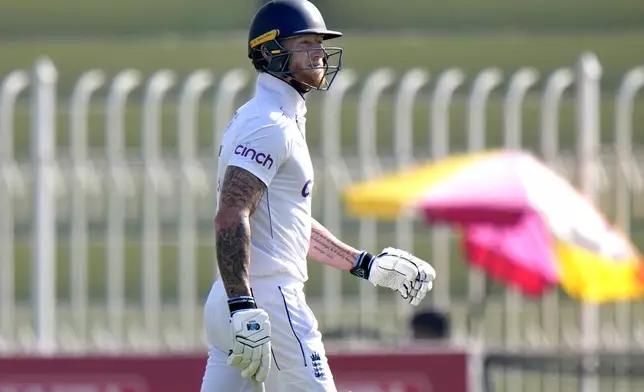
{"left": 292, "top": 66, "right": 326, "bottom": 89}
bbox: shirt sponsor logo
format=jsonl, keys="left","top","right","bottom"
{"left": 235, "top": 145, "right": 274, "bottom": 169}
{"left": 301, "top": 179, "right": 313, "bottom": 197}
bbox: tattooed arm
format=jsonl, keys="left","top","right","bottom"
{"left": 308, "top": 218, "right": 436, "bottom": 307}
{"left": 308, "top": 218, "right": 361, "bottom": 271}
{"left": 214, "top": 166, "right": 266, "bottom": 298}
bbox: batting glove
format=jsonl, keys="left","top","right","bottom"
{"left": 350, "top": 247, "right": 436, "bottom": 306}
{"left": 227, "top": 296, "right": 272, "bottom": 382}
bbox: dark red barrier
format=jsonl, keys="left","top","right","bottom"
{"left": 0, "top": 349, "right": 468, "bottom": 392}
{"left": 330, "top": 349, "right": 468, "bottom": 392}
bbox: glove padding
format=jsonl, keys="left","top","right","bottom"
{"left": 228, "top": 308, "right": 272, "bottom": 382}
{"left": 356, "top": 247, "right": 436, "bottom": 306}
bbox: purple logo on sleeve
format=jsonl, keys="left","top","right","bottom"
{"left": 234, "top": 144, "right": 274, "bottom": 169}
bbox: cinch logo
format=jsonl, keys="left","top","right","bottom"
{"left": 235, "top": 145, "right": 274, "bottom": 169}
{"left": 301, "top": 179, "right": 313, "bottom": 198}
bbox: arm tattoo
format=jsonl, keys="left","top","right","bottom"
{"left": 218, "top": 166, "right": 265, "bottom": 213}
{"left": 215, "top": 166, "right": 266, "bottom": 298}
{"left": 308, "top": 219, "right": 361, "bottom": 270}
{"left": 216, "top": 220, "right": 252, "bottom": 298}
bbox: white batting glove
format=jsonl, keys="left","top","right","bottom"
{"left": 227, "top": 297, "right": 272, "bottom": 382}
{"left": 350, "top": 247, "right": 436, "bottom": 306}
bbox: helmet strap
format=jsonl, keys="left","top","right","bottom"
{"left": 287, "top": 77, "right": 312, "bottom": 95}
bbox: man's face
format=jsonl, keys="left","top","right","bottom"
{"left": 282, "top": 34, "right": 327, "bottom": 89}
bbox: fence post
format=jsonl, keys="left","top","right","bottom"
{"left": 430, "top": 69, "right": 464, "bottom": 311}
{"left": 467, "top": 68, "right": 502, "bottom": 152}
{"left": 503, "top": 68, "right": 539, "bottom": 149}
{"left": 465, "top": 68, "right": 502, "bottom": 342}
{"left": 614, "top": 66, "right": 644, "bottom": 240}
{"left": 0, "top": 70, "right": 29, "bottom": 350}
{"left": 540, "top": 68, "right": 574, "bottom": 164}
{"left": 141, "top": 70, "right": 175, "bottom": 350}
{"left": 394, "top": 68, "right": 429, "bottom": 326}
{"left": 540, "top": 70, "right": 574, "bottom": 332}
{"left": 31, "top": 58, "right": 58, "bottom": 355}
{"left": 395, "top": 69, "right": 429, "bottom": 168}
{"left": 613, "top": 67, "right": 644, "bottom": 384}
{"left": 213, "top": 69, "right": 249, "bottom": 155}
{"left": 178, "top": 70, "right": 213, "bottom": 348}
{"left": 0, "top": 71, "right": 29, "bottom": 161}
{"left": 104, "top": 69, "right": 141, "bottom": 350}
{"left": 357, "top": 68, "right": 395, "bottom": 331}
{"left": 68, "top": 70, "right": 105, "bottom": 349}
{"left": 463, "top": 68, "right": 503, "bottom": 392}
{"left": 576, "top": 52, "right": 602, "bottom": 392}
{"left": 539, "top": 67, "right": 574, "bottom": 392}
{"left": 320, "top": 70, "right": 356, "bottom": 331}
{"left": 502, "top": 68, "right": 540, "bottom": 346}
{"left": 503, "top": 67, "right": 539, "bottom": 392}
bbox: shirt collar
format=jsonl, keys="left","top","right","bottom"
{"left": 255, "top": 73, "right": 307, "bottom": 118}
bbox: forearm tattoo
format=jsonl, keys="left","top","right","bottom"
{"left": 215, "top": 166, "right": 266, "bottom": 298}
{"left": 216, "top": 220, "right": 252, "bottom": 298}
{"left": 309, "top": 220, "right": 360, "bottom": 269}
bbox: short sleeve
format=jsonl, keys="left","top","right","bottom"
{"left": 227, "top": 124, "right": 292, "bottom": 186}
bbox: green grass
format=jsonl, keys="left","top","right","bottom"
{"left": 0, "top": 0, "right": 256, "bottom": 36}
{"left": 327, "top": 0, "right": 644, "bottom": 31}
{"left": 0, "top": 0, "right": 642, "bottom": 36}
{"left": 1, "top": 31, "right": 643, "bottom": 96}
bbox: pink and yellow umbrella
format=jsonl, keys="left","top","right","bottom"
{"left": 344, "top": 150, "right": 644, "bottom": 303}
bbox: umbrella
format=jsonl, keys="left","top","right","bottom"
{"left": 343, "top": 150, "right": 644, "bottom": 303}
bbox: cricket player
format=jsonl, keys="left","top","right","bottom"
{"left": 200, "top": 1, "right": 437, "bottom": 391}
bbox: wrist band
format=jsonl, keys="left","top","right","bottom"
{"left": 350, "top": 251, "right": 375, "bottom": 280}
{"left": 228, "top": 296, "right": 257, "bottom": 314}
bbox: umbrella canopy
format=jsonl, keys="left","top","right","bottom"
{"left": 344, "top": 150, "right": 499, "bottom": 220}
{"left": 343, "top": 150, "right": 644, "bottom": 303}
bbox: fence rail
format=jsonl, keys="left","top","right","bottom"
{"left": 1, "top": 55, "right": 644, "bottom": 380}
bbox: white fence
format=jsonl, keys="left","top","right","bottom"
{"left": 1, "top": 54, "right": 644, "bottom": 370}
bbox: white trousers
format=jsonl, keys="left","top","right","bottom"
{"left": 200, "top": 276, "right": 337, "bottom": 392}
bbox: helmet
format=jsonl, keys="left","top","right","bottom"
{"left": 247, "top": 0, "right": 343, "bottom": 92}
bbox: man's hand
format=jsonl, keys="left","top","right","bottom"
{"left": 350, "top": 247, "right": 436, "bottom": 306}
{"left": 228, "top": 297, "right": 272, "bottom": 382}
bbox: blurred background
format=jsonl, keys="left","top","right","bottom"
{"left": 1, "top": 0, "right": 643, "bottom": 391}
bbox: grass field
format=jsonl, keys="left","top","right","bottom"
{"left": 2, "top": 32, "right": 643, "bottom": 96}
{"left": 1, "top": 0, "right": 642, "bottom": 36}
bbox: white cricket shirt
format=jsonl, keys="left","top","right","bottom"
{"left": 215, "top": 73, "right": 314, "bottom": 283}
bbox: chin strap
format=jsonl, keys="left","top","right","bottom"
{"left": 264, "top": 71, "right": 310, "bottom": 96}
{"left": 288, "top": 78, "right": 311, "bottom": 95}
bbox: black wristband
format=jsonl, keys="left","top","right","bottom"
{"left": 350, "top": 251, "right": 375, "bottom": 280}
{"left": 228, "top": 296, "right": 257, "bottom": 314}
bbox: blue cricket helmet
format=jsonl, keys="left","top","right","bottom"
{"left": 247, "top": 0, "right": 344, "bottom": 91}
